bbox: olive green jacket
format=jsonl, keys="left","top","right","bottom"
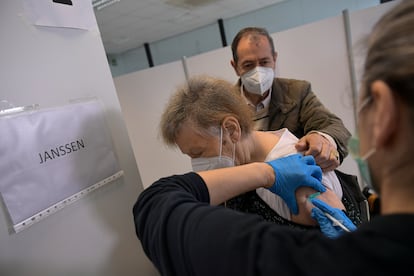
{"left": 238, "top": 77, "right": 351, "bottom": 162}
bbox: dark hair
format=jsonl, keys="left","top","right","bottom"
{"left": 231, "top": 27, "right": 275, "bottom": 65}
{"left": 362, "top": 0, "right": 414, "bottom": 111}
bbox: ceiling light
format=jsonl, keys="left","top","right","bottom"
{"left": 92, "top": 0, "right": 120, "bottom": 11}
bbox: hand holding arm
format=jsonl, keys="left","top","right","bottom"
{"left": 198, "top": 154, "right": 326, "bottom": 210}
{"left": 310, "top": 198, "right": 357, "bottom": 238}
{"left": 198, "top": 162, "right": 275, "bottom": 205}
{"left": 266, "top": 154, "right": 326, "bottom": 215}
{"left": 295, "top": 132, "right": 340, "bottom": 172}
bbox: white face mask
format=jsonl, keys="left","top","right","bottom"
{"left": 240, "top": 66, "right": 274, "bottom": 96}
{"left": 191, "top": 128, "right": 235, "bottom": 172}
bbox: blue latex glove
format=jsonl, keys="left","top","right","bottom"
{"left": 266, "top": 154, "right": 325, "bottom": 215}
{"left": 311, "top": 198, "right": 357, "bottom": 238}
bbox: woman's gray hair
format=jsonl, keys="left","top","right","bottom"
{"left": 160, "top": 75, "right": 254, "bottom": 147}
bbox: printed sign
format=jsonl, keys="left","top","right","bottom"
{"left": 0, "top": 100, "right": 121, "bottom": 232}
{"left": 23, "top": 0, "right": 96, "bottom": 30}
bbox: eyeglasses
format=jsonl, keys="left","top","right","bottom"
{"left": 357, "top": 96, "right": 373, "bottom": 114}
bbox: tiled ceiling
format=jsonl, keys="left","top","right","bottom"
{"left": 93, "top": 0, "right": 287, "bottom": 54}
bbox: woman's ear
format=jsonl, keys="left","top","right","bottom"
{"left": 370, "top": 80, "right": 398, "bottom": 148}
{"left": 222, "top": 116, "right": 241, "bottom": 143}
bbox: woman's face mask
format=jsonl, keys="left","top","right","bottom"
{"left": 348, "top": 135, "right": 376, "bottom": 189}
{"left": 191, "top": 128, "right": 235, "bottom": 172}
{"left": 240, "top": 66, "right": 274, "bottom": 96}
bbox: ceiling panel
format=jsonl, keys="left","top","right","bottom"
{"left": 93, "top": 0, "right": 287, "bottom": 54}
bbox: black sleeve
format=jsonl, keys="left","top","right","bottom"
{"left": 133, "top": 172, "right": 349, "bottom": 276}
{"left": 133, "top": 172, "right": 211, "bottom": 275}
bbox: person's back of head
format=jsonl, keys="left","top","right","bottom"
{"left": 160, "top": 75, "right": 254, "bottom": 147}
{"left": 356, "top": 0, "right": 414, "bottom": 199}
{"left": 362, "top": 0, "right": 414, "bottom": 118}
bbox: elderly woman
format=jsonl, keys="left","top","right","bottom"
{"left": 159, "top": 75, "right": 365, "bottom": 228}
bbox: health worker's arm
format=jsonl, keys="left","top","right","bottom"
{"left": 133, "top": 170, "right": 312, "bottom": 275}
{"left": 198, "top": 162, "right": 274, "bottom": 205}
{"left": 133, "top": 166, "right": 347, "bottom": 275}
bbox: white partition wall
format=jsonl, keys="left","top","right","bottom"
{"left": 0, "top": 2, "right": 158, "bottom": 275}
{"left": 185, "top": 47, "right": 235, "bottom": 83}
{"left": 349, "top": 1, "right": 399, "bottom": 97}
{"left": 116, "top": 2, "right": 397, "bottom": 190}
{"left": 114, "top": 62, "right": 189, "bottom": 188}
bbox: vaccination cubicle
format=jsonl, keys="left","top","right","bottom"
{"left": 0, "top": 1, "right": 397, "bottom": 276}
{"left": 114, "top": 2, "right": 396, "bottom": 190}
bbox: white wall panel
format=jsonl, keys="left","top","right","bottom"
{"left": 0, "top": 2, "right": 158, "bottom": 275}
{"left": 185, "top": 47, "right": 235, "bottom": 82}
{"left": 114, "top": 62, "right": 189, "bottom": 188}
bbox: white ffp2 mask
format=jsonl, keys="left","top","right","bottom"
{"left": 191, "top": 128, "right": 235, "bottom": 172}
{"left": 241, "top": 66, "right": 274, "bottom": 96}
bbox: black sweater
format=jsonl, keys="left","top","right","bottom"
{"left": 133, "top": 172, "right": 414, "bottom": 276}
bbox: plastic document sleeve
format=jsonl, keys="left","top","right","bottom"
{"left": 0, "top": 99, "right": 123, "bottom": 233}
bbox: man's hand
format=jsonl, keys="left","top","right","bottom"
{"left": 295, "top": 132, "right": 339, "bottom": 172}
